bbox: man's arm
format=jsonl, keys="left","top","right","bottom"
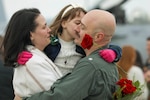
{"left": 23, "top": 61, "right": 96, "bottom": 100}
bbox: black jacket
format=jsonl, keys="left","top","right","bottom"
{"left": 0, "top": 60, "right": 14, "bottom": 100}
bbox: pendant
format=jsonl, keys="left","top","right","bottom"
{"left": 64, "top": 60, "right": 67, "bottom": 64}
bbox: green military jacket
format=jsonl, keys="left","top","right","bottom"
{"left": 24, "top": 48, "right": 119, "bottom": 100}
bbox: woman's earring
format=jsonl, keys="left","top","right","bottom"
{"left": 31, "top": 37, "right": 34, "bottom": 41}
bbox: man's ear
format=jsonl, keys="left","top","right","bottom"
{"left": 94, "top": 32, "right": 104, "bottom": 42}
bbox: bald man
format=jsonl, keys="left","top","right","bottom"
{"left": 24, "top": 10, "right": 119, "bottom": 100}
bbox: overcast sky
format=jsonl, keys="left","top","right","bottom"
{"left": 2, "top": 0, "right": 85, "bottom": 21}
{"left": 2, "top": 0, "right": 150, "bottom": 22}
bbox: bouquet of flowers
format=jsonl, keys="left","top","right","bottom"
{"left": 113, "top": 78, "right": 144, "bottom": 100}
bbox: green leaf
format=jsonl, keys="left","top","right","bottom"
{"left": 133, "top": 81, "right": 140, "bottom": 88}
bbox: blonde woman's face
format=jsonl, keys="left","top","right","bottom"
{"left": 146, "top": 40, "right": 150, "bottom": 55}
{"left": 62, "top": 12, "right": 85, "bottom": 40}
{"left": 30, "top": 14, "right": 51, "bottom": 51}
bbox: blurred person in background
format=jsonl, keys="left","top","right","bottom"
{"left": 134, "top": 50, "right": 144, "bottom": 71}
{"left": 144, "top": 37, "right": 150, "bottom": 100}
{"left": 144, "top": 37, "right": 150, "bottom": 71}
{"left": 117, "top": 45, "right": 148, "bottom": 100}
{"left": 0, "top": 35, "right": 14, "bottom": 100}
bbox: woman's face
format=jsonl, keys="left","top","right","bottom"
{"left": 146, "top": 40, "right": 150, "bottom": 56}
{"left": 62, "top": 11, "right": 85, "bottom": 40}
{"left": 30, "top": 14, "right": 51, "bottom": 51}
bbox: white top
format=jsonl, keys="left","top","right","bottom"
{"left": 54, "top": 38, "right": 82, "bottom": 75}
{"left": 128, "top": 65, "right": 149, "bottom": 100}
{"left": 13, "top": 45, "right": 63, "bottom": 97}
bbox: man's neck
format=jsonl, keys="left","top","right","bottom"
{"left": 84, "top": 46, "right": 101, "bottom": 56}
{"left": 84, "top": 43, "right": 108, "bottom": 56}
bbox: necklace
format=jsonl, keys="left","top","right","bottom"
{"left": 58, "top": 37, "right": 76, "bottom": 65}
{"left": 64, "top": 60, "right": 67, "bottom": 64}
{"left": 63, "top": 53, "right": 72, "bottom": 65}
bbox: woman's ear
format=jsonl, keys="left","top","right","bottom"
{"left": 61, "top": 20, "right": 67, "bottom": 28}
{"left": 30, "top": 31, "right": 34, "bottom": 41}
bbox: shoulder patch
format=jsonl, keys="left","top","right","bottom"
{"left": 88, "top": 57, "right": 93, "bottom": 61}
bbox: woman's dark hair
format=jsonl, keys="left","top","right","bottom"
{"left": 1, "top": 8, "right": 40, "bottom": 67}
{"left": 50, "top": 4, "right": 87, "bottom": 36}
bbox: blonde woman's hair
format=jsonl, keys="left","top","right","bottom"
{"left": 50, "top": 4, "right": 87, "bottom": 36}
{"left": 117, "top": 45, "right": 136, "bottom": 78}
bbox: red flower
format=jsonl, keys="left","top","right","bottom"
{"left": 122, "top": 84, "right": 136, "bottom": 94}
{"left": 81, "top": 34, "right": 93, "bottom": 50}
{"left": 116, "top": 78, "right": 136, "bottom": 95}
{"left": 117, "top": 78, "right": 132, "bottom": 88}
{"left": 114, "top": 78, "right": 143, "bottom": 99}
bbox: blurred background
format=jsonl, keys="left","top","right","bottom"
{"left": 0, "top": 0, "right": 150, "bottom": 63}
